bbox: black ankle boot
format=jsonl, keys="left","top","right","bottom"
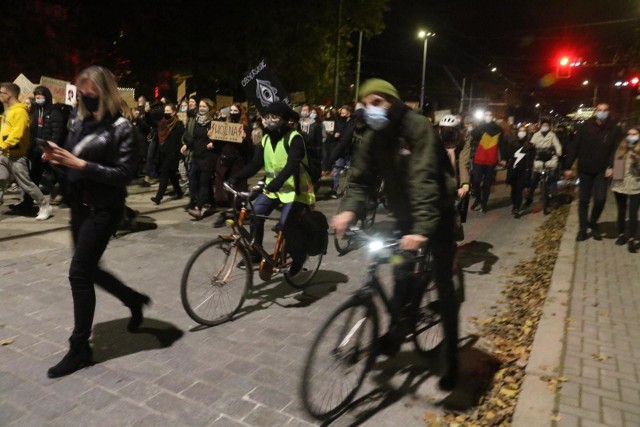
{"left": 47, "top": 341, "right": 93, "bottom": 378}
{"left": 127, "top": 293, "right": 151, "bottom": 332}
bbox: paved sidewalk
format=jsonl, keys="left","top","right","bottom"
{"left": 514, "top": 193, "right": 640, "bottom": 427}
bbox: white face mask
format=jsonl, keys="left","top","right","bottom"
{"left": 517, "top": 131, "right": 527, "bottom": 139}
{"left": 484, "top": 116, "right": 493, "bottom": 123}
{"left": 627, "top": 134, "right": 639, "bottom": 144}
{"left": 540, "top": 125, "right": 550, "bottom": 133}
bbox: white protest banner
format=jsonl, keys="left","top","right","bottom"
{"left": 209, "top": 121, "right": 244, "bottom": 143}
{"left": 323, "top": 120, "right": 335, "bottom": 132}
{"left": 65, "top": 84, "right": 77, "bottom": 106}
{"left": 40, "top": 76, "right": 69, "bottom": 104}
{"left": 14, "top": 74, "right": 37, "bottom": 102}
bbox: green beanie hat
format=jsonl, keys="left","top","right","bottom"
{"left": 359, "top": 78, "right": 400, "bottom": 100}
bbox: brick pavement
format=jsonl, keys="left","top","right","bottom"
{"left": 1, "top": 180, "right": 558, "bottom": 426}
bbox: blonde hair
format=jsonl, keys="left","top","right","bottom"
{"left": 76, "top": 66, "right": 130, "bottom": 122}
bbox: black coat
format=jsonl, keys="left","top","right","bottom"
{"left": 192, "top": 120, "right": 219, "bottom": 171}
{"left": 565, "top": 117, "right": 622, "bottom": 174}
{"left": 29, "top": 86, "right": 66, "bottom": 153}
{"left": 506, "top": 137, "right": 535, "bottom": 185}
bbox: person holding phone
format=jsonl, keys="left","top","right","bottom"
{"left": 42, "top": 66, "right": 151, "bottom": 378}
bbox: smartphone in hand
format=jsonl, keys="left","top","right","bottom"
{"left": 36, "top": 138, "right": 55, "bottom": 151}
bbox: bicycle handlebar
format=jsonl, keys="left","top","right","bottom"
{"left": 223, "top": 181, "right": 264, "bottom": 200}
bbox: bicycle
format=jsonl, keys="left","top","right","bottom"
{"left": 301, "top": 231, "right": 460, "bottom": 420}
{"left": 334, "top": 172, "right": 384, "bottom": 255}
{"left": 180, "top": 182, "right": 323, "bottom": 326}
{"left": 532, "top": 162, "right": 559, "bottom": 215}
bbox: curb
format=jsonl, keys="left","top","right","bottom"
{"left": 512, "top": 199, "right": 578, "bottom": 426}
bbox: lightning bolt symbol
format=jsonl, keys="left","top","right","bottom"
{"left": 513, "top": 147, "right": 525, "bottom": 168}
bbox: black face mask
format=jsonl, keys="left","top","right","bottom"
{"left": 229, "top": 113, "right": 240, "bottom": 123}
{"left": 82, "top": 95, "right": 100, "bottom": 113}
{"left": 163, "top": 113, "right": 173, "bottom": 120}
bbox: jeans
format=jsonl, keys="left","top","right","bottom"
{"left": 68, "top": 202, "right": 141, "bottom": 344}
{"left": 510, "top": 172, "right": 528, "bottom": 211}
{"left": 471, "top": 163, "right": 495, "bottom": 208}
{"left": 0, "top": 156, "right": 45, "bottom": 205}
{"left": 251, "top": 193, "right": 306, "bottom": 267}
{"left": 577, "top": 171, "right": 608, "bottom": 232}
{"left": 332, "top": 156, "right": 350, "bottom": 192}
{"left": 614, "top": 192, "right": 640, "bottom": 239}
{"left": 188, "top": 161, "right": 198, "bottom": 207}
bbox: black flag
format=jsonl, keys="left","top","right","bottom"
{"left": 241, "top": 59, "right": 290, "bottom": 115}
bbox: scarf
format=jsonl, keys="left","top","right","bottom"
{"left": 157, "top": 115, "right": 178, "bottom": 145}
{"left": 196, "top": 113, "right": 212, "bottom": 127}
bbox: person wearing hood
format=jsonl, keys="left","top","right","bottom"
{"left": 611, "top": 126, "right": 640, "bottom": 253}
{"left": 10, "top": 86, "right": 66, "bottom": 212}
{"left": 331, "top": 79, "right": 460, "bottom": 391}
{"left": 469, "top": 110, "right": 507, "bottom": 213}
{"left": 212, "top": 103, "right": 254, "bottom": 227}
{"left": 526, "top": 117, "right": 563, "bottom": 207}
{"left": 0, "top": 82, "right": 52, "bottom": 219}
{"left": 228, "top": 101, "right": 315, "bottom": 275}
{"left": 564, "top": 103, "right": 622, "bottom": 241}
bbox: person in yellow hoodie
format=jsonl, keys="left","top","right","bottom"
{"left": 0, "top": 82, "right": 52, "bottom": 219}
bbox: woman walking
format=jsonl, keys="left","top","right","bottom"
{"left": 42, "top": 66, "right": 151, "bottom": 378}
{"left": 612, "top": 126, "right": 640, "bottom": 253}
{"left": 151, "top": 103, "right": 185, "bottom": 204}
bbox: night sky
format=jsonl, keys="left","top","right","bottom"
{"left": 4, "top": 0, "right": 639, "bottom": 120}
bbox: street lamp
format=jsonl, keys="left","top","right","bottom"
{"left": 418, "top": 30, "right": 435, "bottom": 109}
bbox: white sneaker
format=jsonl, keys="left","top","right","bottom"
{"left": 36, "top": 200, "right": 53, "bottom": 221}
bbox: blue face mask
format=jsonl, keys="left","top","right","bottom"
{"left": 595, "top": 111, "right": 609, "bottom": 121}
{"left": 365, "top": 105, "right": 389, "bottom": 130}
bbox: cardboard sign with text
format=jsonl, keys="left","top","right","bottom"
{"left": 40, "top": 76, "right": 69, "bottom": 104}
{"left": 65, "top": 84, "right": 77, "bottom": 106}
{"left": 209, "top": 121, "right": 244, "bottom": 143}
{"left": 13, "top": 74, "right": 37, "bottom": 102}
{"left": 216, "top": 95, "right": 234, "bottom": 110}
{"left": 323, "top": 120, "right": 335, "bottom": 132}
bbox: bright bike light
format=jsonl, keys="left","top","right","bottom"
{"left": 368, "top": 240, "right": 384, "bottom": 252}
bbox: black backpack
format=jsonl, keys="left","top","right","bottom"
{"left": 283, "top": 130, "right": 322, "bottom": 184}
{"left": 299, "top": 210, "right": 329, "bottom": 255}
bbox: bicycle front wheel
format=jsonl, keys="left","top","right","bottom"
{"left": 284, "top": 251, "right": 323, "bottom": 288}
{"left": 181, "top": 238, "right": 252, "bottom": 326}
{"left": 413, "top": 281, "right": 445, "bottom": 355}
{"left": 301, "top": 298, "right": 378, "bottom": 420}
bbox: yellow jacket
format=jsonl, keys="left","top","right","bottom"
{"left": 0, "top": 103, "right": 31, "bottom": 158}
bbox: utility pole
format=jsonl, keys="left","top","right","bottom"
{"left": 459, "top": 77, "right": 466, "bottom": 113}
{"left": 354, "top": 30, "right": 363, "bottom": 106}
{"left": 333, "top": 0, "right": 343, "bottom": 106}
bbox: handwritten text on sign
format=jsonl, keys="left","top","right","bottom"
{"left": 210, "top": 122, "right": 244, "bottom": 143}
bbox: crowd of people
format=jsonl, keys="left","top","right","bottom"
{"left": 2, "top": 67, "right": 639, "bottom": 390}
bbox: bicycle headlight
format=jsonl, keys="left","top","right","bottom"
{"left": 368, "top": 239, "right": 385, "bottom": 252}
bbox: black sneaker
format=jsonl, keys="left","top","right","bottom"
{"left": 523, "top": 198, "right": 533, "bottom": 208}
{"left": 576, "top": 230, "right": 588, "bottom": 242}
{"left": 470, "top": 201, "right": 481, "bottom": 211}
{"left": 237, "top": 254, "right": 262, "bottom": 270}
{"left": 328, "top": 191, "right": 338, "bottom": 200}
{"left": 590, "top": 224, "right": 602, "bottom": 241}
{"left": 629, "top": 240, "right": 638, "bottom": 253}
{"left": 615, "top": 234, "right": 628, "bottom": 246}
{"left": 150, "top": 196, "right": 161, "bottom": 205}
{"left": 213, "top": 212, "right": 227, "bottom": 228}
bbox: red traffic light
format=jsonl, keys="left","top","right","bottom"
{"left": 559, "top": 57, "right": 570, "bottom": 66}
{"left": 631, "top": 77, "right": 639, "bottom": 86}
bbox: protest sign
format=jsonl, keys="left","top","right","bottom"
{"left": 40, "top": 76, "right": 69, "bottom": 104}
{"left": 241, "top": 59, "right": 290, "bottom": 115}
{"left": 118, "top": 87, "right": 136, "bottom": 108}
{"left": 291, "top": 91, "right": 306, "bottom": 104}
{"left": 209, "top": 121, "right": 244, "bottom": 143}
{"left": 323, "top": 121, "right": 335, "bottom": 132}
{"left": 177, "top": 81, "right": 186, "bottom": 103}
{"left": 13, "top": 74, "right": 37, "bottom": 102}
{"left": 216, "top": 95, "right": 234, "bottom": 110}
{"left": 65, "top": 84, "right": 77, "bottom": 106}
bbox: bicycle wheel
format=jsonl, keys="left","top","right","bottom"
{"left": 301, "top": 298, "right": 379, "bottom": 420}
{"left": 334, "top": 232, "right": 357, "bottom": 255}
{"left": 413, "top": 281, "right": 445, "bottom": 355}
{"left": 181, "top": 238, "right": 252, "bottom": 326}
{"left": 541, "top": 175, "right": 550, "bottom": 215}
{"left": 284, "top": 251, "right": 323, "bottom": 288}
{"left": 361, "top": 196, "right": 377, "bottom": 230}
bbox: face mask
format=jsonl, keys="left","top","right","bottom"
{"left": 265, "top": 119, "right": 280, "bottom": 131}
{"left": 365, "top": 105, "right": 389, "bottom": 131}
{"left": 484, "top": 116, "right": 493, "bottom": 123}
{"left": 163, "top": 113, "right": 173, "bottom": 120}
{"left": 627, "top": 135, "right": 639, "bottom": 144}
{"left": 81, "top": 95, "right": 100, "bottom": 113}
{"left": 540, "top": 125, "right": 550, "bottom": 133}
{"left": 198, "top": 108, "right": 208, "bottom": 115}
{"left": 595, "top": 111, "right": 609, "bottom": 121}
{"left": 180, "top": 106, "right": 188, "bottom": 112}
{"left": 309, "top": 112, "right": 317, "bottom": 120}
{"left": 518, "top": 131, "right": 527, "bottom": 139}
{"left": 35, "top": 99, "right": 46, "bottom": 106}
{"left": 300, "top": 111, "right": 310, "bottom": 119}
{"left": 229, "top": 113, "right": 240, "bottom": 123}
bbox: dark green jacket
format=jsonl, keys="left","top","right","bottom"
{"left": 341, "top": 103, "right": 457, "bottom": 237}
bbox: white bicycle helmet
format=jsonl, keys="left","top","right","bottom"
{"left": 439, "top": 114, "right": 460, "bottom": 127}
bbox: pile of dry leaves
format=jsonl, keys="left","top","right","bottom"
{"left": 426, "top": 202, "right": 571, "bottom": 426}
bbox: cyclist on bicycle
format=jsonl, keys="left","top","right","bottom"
{"left": 331, "top": 79, "right": 460, "bottom": 390}
{"left": 525, "top": 117, "right": 562, "bottom": 206}
{"left": 228, "top": 101, "right": 315, "bottom": 276}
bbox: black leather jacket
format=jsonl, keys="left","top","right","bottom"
{"left": 64, "top": 115, "right": 138, "bottom": 207}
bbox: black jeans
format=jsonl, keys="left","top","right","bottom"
{"left": 155, "top": 153, "right": 181, "bottom": 200}
{"left": 509, "top": 173, "right": 528, "bottom": 211}
{"left": 68, "top": 202, "right": 140, "bottom": 344}
{"left": 472, "top": 163, "right": 495, "bottom": 208}
{"left": 578, "top": 171, "right": 608, "bottom": 232}
{"left": 614, "top": 192, "right": 640, "bottom": 239}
